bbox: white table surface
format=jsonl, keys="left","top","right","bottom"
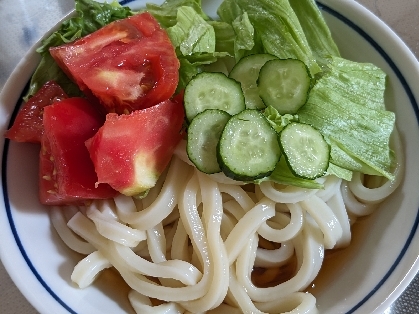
{"left": 0, "top": 0, "right": 418, "bottom": 313}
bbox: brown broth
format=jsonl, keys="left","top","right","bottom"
{"left": 250, "top": 214, "right": 372, "bottom": 292}
{"left": 252, "top": 255, "right": 298, "bottom": 288}
{"left": 95, "top": 268, "right": 134, "bottom": 313}
{"left": 307, "top": 214, "right": 372, "bottom": 295}
{"left": 251, "top": 236, "right": 297, "bottom": 288}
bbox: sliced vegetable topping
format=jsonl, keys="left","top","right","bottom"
{"left": 50, "top": 12, "right": 179, "bottom": 114}
{"left": 229, "top": 53, "right": 277, "bottom": 109}
{"left": 5, "top": 81, "right": 68, "bottom": 143}
{"left": 40, "top": 97, "right": 118, "bottom": 205}
{"left": 298, "top": 56, "right": 395, "bottom": 179}
{"left": 5, "top": 0, "right": 399, "bottom": 201}
{"left": 85, "top": 97, "right": 185, "bottom": 196}
{"left": 184, "top": 72, "right": 245, "bottom": 122}
{"left": 258, "top": 58, "right": 311, "bottom": 114}
{"left": 26, "top": 0, "right": 133, "bottom": 100}
{"left": 217, "top": 109, "right": 281, "bottom": 181}
{"left": 279, "top": 122, "right": 330, "bottom": 179}
{"left": 187, "top": 109, "right": 231, "bottom": 174}
{"left": 217, "top": 0, "right": 321, "bottom": 75}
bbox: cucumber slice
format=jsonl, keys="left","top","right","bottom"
{"left": 187, "top": 109, "right": 231, "bottom": 174}
{"left": 218, "top": 109, "right": 281, "bottom": 181}
{"left": 229, "top": 54, "right": 277, "bottom": 110}
{"left": 258, "top": 59, "right": 311, "bottom": 114}
{"left": 184, "top": 72, "right": 245, "bottom": 122}
{"left": 279, "top": 122, "right": 330, "bottom": 179}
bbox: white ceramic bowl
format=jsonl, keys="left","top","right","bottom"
{"left": 1, "top": 0, "right": 419, "bottom": 313}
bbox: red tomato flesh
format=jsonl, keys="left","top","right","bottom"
{"left": 85, "top": 97, "right": 185, "bottom": 196}
{"left": 5, "top": 81, "right": 67, "bottom": 143}
{"left": 50, "top": 12, "right": 179, "bottom": 114}
{"left": 40, "top": 97, "right": 118, "bottom": 205}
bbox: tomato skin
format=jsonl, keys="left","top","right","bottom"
{"left": 50, "top": 12, "right": 179, "bottom": 114}
{"left": 5, "top": 81, "right": 67, "bottom": 143}
{"left": 40, "top": 97, "right": 118, "bottom": 205}
{"left": 85, "top": 97, "right": 185, "bottom": 196}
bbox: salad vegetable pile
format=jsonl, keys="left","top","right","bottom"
{"left": 5, "top": 0, "right": 396, "bottom": 205}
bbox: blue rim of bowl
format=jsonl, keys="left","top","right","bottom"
{"left": 1, "top": 1, "right": 419, "bottom": 313}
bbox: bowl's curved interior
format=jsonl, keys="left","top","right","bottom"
{"left": 1, "top": 0, "right": 419, "bottom": 313}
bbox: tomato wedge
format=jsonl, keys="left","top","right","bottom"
{"left": 50, "top": 12, "right": 179, "bottom": 114}
{"left": 5, "top": 81, "right": 67, "bottom": 143}
{"left": 40, "top": 97, "right": 118, "bottom": 205}
{"left": 85, "top": 97, "right": 185, "bottom": 196}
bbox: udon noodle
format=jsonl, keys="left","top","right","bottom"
{"left": 50, "top": 129, "right": 403, "bottom": 314}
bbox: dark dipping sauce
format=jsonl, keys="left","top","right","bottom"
{"left": 251, "top": 214, "right": 372, "bottom": 291}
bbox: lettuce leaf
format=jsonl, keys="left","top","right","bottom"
{"left": 263, "top": 106, "right": 298, "bottom": 133}
{"left": 289, "top": 0, "right": 340, "bottom": 70}
{"left": 158, "top": 0, "right": 255, "bottom": 90}
{"left": 231, "top": 12, "right": 255, "bottom": 60}
{"left": 326, "top": 163, "right": 353, "bottom": 181}
{"left": 24, "top": 0, "right": 132, "bottom": 100}
{"left": 298, "top": 56, "right": 395, "bottom": 179}
{"left": 27, "top": 54, "right": 82, "bottom": 102}
{"left": 217, "top": 0, "right": 321, "bottom": 75}
{"left": 167, "top": 6, "right": 216, "bottom": 55}
{"left": 145, "top": 0, "right": 209, "bottom": 29}
{"left": 257, "top": 157, "right": 324, "bottom": 189}
{"left": 208, "top": 20, "right": 236, "bottom": 55}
